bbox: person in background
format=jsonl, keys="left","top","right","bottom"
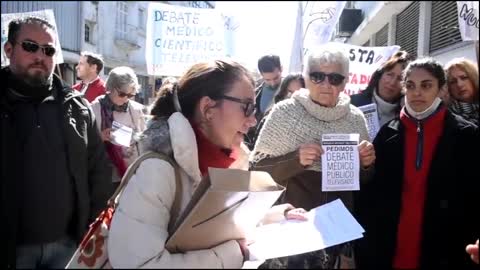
{"left": 250, "top": 46, "right": 375, "bottom": 269}
{"left": 73, "top": 51, "right": 106, "bottom": 103}
{"left": 444, "top": 57, "right": 479, "bottom": 126}
{"left": 356, "top": 58, "right": 479, "bottom": 269}
{"left": 1, "top": 16, "right": 111, "bottom": 269}
{"left": 273, "top": 73, "right": 305, "bottom": 104}
{"left": 107, "top": 59, "right": 307, "bottom": 268}
{"left": 350, "top": 50, "right": 412, "bottom": 128}
{"left": 245, "top": 54, "right": 283, "bottom": 150}
{"left": 251, "top": 73, "right": 306, "bottom": 150}
{"left": 90, "top": 66, "right": 146, "bottom": 192}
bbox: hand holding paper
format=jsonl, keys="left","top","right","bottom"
{"left": 247, "top": 199, "right": 364, "bottom": 261}
{"left": 358, "top": 140, "right": 375, "bottom": 168}
{"left": 110, "top": 121, "right": 133, "bottom": 148}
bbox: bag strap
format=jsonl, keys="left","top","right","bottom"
{"left": 108, "top": 151, "right": 183, "bottom": 233}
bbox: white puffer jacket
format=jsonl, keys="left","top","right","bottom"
{"left": 107, "top": 112, "right": 246, "bottom": 268}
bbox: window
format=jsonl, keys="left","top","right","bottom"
{"left": 138, "top": 8, "right": 145, "bottom": 30}
{"left": 396, "top": 2, "right": 420, "bottom": 59}
{"left": 429, "top": 1, "right": 462, "bottom": 53}
{"left": 116, "top": 1, "right": 128, "bottom": 39}
{"left": 375, "top": 24, "right": 388, "bottom": 46}
{"left": 85, "top": 24, "right": 90, "bottom": 43}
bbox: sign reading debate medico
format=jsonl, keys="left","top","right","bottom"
{"left": 309, "top": 43, "right": 400, "bottom": 96}
{"left": 358, "top": 103, "right": 380, "bottom": 141}
{"left": 1, "top": 9, "right": 64, "bottom": 67}
{"left": 146, "top": 3, "right": 228, "bottom": 76}
{"left": 321, "top": 134, "right": 360, "bottom": 192}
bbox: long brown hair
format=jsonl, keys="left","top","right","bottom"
{"left": 362, "top": 50, "right": 412, "bottom": 97}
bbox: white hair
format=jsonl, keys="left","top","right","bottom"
{"left": 106, "top": 66, "right": 140, "bottom": 93}
{"left": 303, "top": 46, "right": 349, "bottom": 77}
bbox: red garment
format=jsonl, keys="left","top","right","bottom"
{"left": 189, "top": 121, "right": 237, "bottom": 177}
{"left": 393, "top": 107, "right": 447, "bottom": 269}
{"left": 73, "top": 77, "right": 106, "bottom": 103}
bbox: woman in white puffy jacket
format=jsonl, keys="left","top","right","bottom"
{"left": 107, "top": 60, "right": 306, "bottom": 268}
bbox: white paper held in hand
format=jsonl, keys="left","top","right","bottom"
{"left": 248, "top": 199, "right": 364, "bottom": 260}
{"left": 321, "top": 134, "right": 360, "bottom": 192}
{"left": 110, "top": 121, "right": 133, "bottom": 147}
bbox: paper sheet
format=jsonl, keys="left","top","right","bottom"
{"left": 321, "top": 134, "right": 360, "bottom": 191}
{"left": 248, "top": 199, "right": 364, "bottom": 261}
{"left": 110, "top": 121, "right": 133, "bottom": 147}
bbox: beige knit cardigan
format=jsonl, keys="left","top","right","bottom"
{"left": 250, "top": 88, "right": 370, "bottom": 171}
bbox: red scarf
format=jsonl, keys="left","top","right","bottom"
{"left": 189, "top": 121, "right": 238, "bottom": 177}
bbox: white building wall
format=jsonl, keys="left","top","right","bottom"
{"left": 431, "top": 42, "right": 477, "bottom": 65}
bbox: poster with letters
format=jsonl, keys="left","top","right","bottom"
{"left": 146, "top": 2, "right": 230, "bottom": 76}
{"left": 358, "top": 103, "right": 380, "bottom": 141}
{"left": 321, "top": 134, "right": 360, "bottom": 192}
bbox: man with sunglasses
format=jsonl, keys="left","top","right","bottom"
{"left": 73, "top": 51, "right": 106, "bottom": 103}
{"left": 0, "top": 17, "right": 112, "bottom": 269}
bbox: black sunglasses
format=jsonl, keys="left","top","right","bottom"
{"left": 17, "top": 40, "right": 56, "bottom": 57}
{"left": 116, "top": 89, "right": 136, "bottom": 98}
{"left": 309, "top": 71, "right": 345, "bottom": 86}
{"left": 219, "top": 95, "right": 256, "bottom": 117}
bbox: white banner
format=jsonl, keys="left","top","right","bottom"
{"left": 290, "top": 1, "right": 346, "bottom": 73}
{"left": 456, "top": 1, "right": 479, "bottom": 41}
{"left": 307, "top": 42, "right": 400, "bottom": 96}
{"left": 1, "top": 9, "right": 64, "bottom": 67}
{"left": 146, "top": 3, "right": 230, "bottom": 76}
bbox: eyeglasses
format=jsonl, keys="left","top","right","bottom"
{"left": 219, "top": 95, "right": 256, "bottom": 117}
{"left": 116, "top": 89, "right": 136, "bottom": 98}
{"left": 17, "top": 40, "right": 56, "bottom": 57}
{"left": 309, "top": 71, "right": 345, "bottom": 86}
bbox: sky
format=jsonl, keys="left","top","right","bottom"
{"left": 215, "top": 1, "right": 299, "bottom": 74}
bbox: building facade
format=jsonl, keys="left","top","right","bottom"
{"left": 336, "top": 1, "right": 477, "bottom": 65}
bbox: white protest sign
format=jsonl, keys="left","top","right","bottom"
{"left": 146, "top": 3, "right": 228, "bottom": 76}
{"left": 289, "top": 1, "right": 346, "bottom": 73}
{"left": 321, "top": 134, "right": 360, "bottom": 192}
{"left": 1, "top": 9, "right": 64, "bottom": 67}
{"left": 111, "top": 121, "right": 133, "bottom": 148}
{"left": 358, "top": 103, "right": 380, "bottom": 141}
{"left": 308, "top": 42, "right": 400, "bottom": 96}
{"left": 456, "top": 1, "right": 479, "bottom": 41}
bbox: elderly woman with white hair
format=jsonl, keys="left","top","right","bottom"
{"left": 91, "top": 66, "right": 146, "bottom": 192}
{"left": 250, "top": 46, "right": 376, "bottom": 269}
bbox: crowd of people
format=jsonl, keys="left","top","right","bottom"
{"left": 1, "top": 16, "right": 478, "bottom": 269}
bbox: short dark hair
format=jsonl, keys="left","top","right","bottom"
{"left": 8, "top": 16, "right": 55, "bottom": 44}
{"left": 81, "top": 51, "right": 104, "bottom": 74}
{"left": 258, "top": 55, "right": 281, "bottom": 74}
{"left": 403, "top": 58, "right": 447, "bottom": 88}
{"left": 151, "top": 59, "right": 255, "bottom": 119}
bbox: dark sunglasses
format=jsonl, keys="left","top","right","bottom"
{"left": 17, "top": 40, "right": 56, "bottom": 57}
{"left": 116, "top": 89, "right": 136, "bottom": 98}
{"left": 220, "top": 95, "right": 256, "bottom": 117}
{"left": 309, "top": 71, "right": 345, "bottom": 86}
